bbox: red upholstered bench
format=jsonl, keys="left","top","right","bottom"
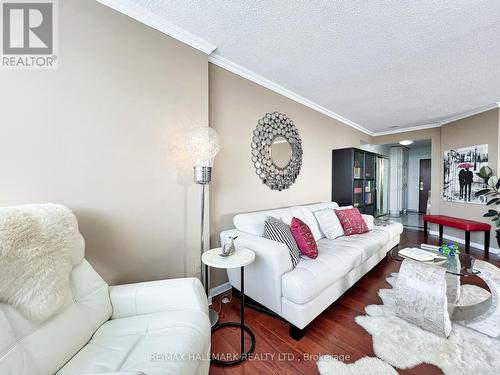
{"left": 423, "top": 214, "right": 490, "bottom": 258}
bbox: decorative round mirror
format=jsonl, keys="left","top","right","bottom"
{"left": 251, "top": 112, "right": 302, "bottom": 191}
{"left": 271, "top": 136, "right": 292, "bottom": 169}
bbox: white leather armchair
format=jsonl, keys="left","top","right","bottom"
{"left": 0, "top": 258, "right": 211, "bottom": 375}
{"left": 0, "top": 204, "right": 211, "bottom": 375}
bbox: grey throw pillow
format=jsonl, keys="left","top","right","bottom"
{"left": 263, "top": 216, "right": 300, "bottom": 267}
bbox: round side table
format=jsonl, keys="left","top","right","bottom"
{"left": 202, "top": 247, "right": 256, "bottom": 366}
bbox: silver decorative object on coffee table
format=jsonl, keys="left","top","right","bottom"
{"left": 390, "top": 244, "right": 492, "bottom": 337}
{"left": 395, "top": 260, "right": 452, "bottom": 337}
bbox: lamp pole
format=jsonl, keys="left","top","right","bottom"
{"left": 201, "top": 183, "right": 208, "bottom": 294}
{"left": 188, "top": 127, "right": 221, "bottom": 328}
{"left": 194, "top": 165, "right": 219, "bottom": 328}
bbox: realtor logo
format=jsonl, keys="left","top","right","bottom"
{"left": 1, "top": 0, "right": 58, "bottom": 68}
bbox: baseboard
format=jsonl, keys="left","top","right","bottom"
{"left": 208, "top": 281, "right": 232, "bottom": 304}
{"left": 428, "top": 230, "right": 500, "bottom": 256}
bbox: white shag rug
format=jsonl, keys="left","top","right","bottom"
{"left": 354, "top": 260, "right": 500, "bottom": 375}
{"left": 317, "top": 356, "right": 398, "bottom": 375}
{"left": 0, "top": 204, "right": 84, "bottom": 322}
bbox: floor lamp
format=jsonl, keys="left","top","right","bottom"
{"left": 187, "top": 126, "right": 221, "bottom": 327}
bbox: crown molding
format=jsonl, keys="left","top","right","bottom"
{"left": 438, "top": 102, "right": 500, "bottom": 126}
{"left": 373, "top": 122, "right": 441, "bottom": 136}
{"left": 208, "top": 53, "right": 374, "bottom": 136}
{"left": 96, "top": 0, "right": 217, "bottom": 55}
{"left": 372, "top": 102, "right": 500, "bottom": 136}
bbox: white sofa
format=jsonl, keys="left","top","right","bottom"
{"left": 0, "top": 209, "right": 211, "bottom": 375}
{"left": 220, "top": 202, "right": 403, "bottom": 339}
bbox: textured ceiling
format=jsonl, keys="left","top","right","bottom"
{"left": 129, "top": 0, "right": 500, "bottom": 133}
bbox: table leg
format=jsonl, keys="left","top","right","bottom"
{"left": 204, "top": 264, "right": 209, "bottom": 296}
{"left": 424, "top": 220, "right": 428, "bottom": 238}
{"left": 465, "top": 231, "right": 471, "bottom": 254}
{"left": 484, "top": 231, "right": 490, "bottom": 259}
{"left": 439, "top": 224, "right": 443, "bottom": 243}
{"left": 240, "top": 266, "right": 245, "bottom": 359}
{"left": 210, "top": 265, "right": 255, "bottom": 366}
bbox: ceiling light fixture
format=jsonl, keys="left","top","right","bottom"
{"left": 399, "top": 140, "right": 413, "bottom": 146}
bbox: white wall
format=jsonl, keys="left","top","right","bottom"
{"left": 407, "top": 146, "right": 432, "bottom": 211}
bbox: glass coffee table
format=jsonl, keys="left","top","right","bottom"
{"left": 390, "top": 243, "right": 480, "bottom": 276}
{"left": 389, "top": 243, "right": 491, "bottom": 328}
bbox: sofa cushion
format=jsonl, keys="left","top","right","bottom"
{"left": 57, "top": 309, "right": 211, "bottom": 375}
{"left": 290, "top": 217, "right": 318, "bottom": 259}
{"left": 281, "top": 229, "right": 391, "bottom": 305}
{"left": 281, "top": 240, "right": 364, "bottom": 305}
{"left": 264, "top": 217, "right": 300, "bottom": 267}
{"left": 374, "top": 221, "right": 404, "bottom": 238}
{"left": 335, "top": 208, "right": 369, "bottom": 235}
{"left": 332, "top": 229, "right": 390, "bottom": 262}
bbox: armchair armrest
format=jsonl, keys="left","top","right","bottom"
{"left": 220, "top": 229, "right": 293, "bottom": 315}
{"left": 109, "top": 277, "right": 208, "bottom": 320}
{"left": 362, "top": 214, "right": 374, "bottom": 230}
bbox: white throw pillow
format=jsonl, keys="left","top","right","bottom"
{"left": 313, "top": 208, "right": 344, "bottom": 239}
{"left": 361, "top": 214, "right": 374, "bottom": 230}
{"left": 300, "top": 202, "right": 339, "bottom": 240}
{"left": 336, "top": 205, "right": 354, "bottom": 211}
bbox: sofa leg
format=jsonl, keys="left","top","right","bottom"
{"left": 289, "top": 324, "right": 305, "bottom": 341}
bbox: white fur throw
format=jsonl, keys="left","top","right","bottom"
{"left": 0, "top": 204, "right": 84, "bottom": 322}
{"left": 317, "top": 356, "right": 398, "bottom": 375}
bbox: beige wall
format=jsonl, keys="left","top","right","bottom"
{"left": 373, "top": 109, "right": 500, "bottom": 248}
{"left": 0, "top": 0, "right": 208, "bottom": 285}
{"left": 439, "top": 109, "right": 499, "bottom": 246}
{"left": 209, "top": 64, "right": 370, "bottom": 286}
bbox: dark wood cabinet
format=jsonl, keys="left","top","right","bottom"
{"left": 332, "top": 148, "right": 387, "bottom": 216}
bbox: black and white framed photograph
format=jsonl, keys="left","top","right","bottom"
{"left": 443, "top": 144, "right": 489, "bottom": 204}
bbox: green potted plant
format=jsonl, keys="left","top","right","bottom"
{"left": 475, "top": 166, "right": 500, "bottom": 247}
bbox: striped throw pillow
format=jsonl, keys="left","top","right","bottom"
{"left": 263, "top": 216, "right": 300, "bottom": 267}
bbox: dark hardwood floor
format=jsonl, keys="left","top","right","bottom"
{"left": 209, "top": 229, "right": 499, "bottom": 374}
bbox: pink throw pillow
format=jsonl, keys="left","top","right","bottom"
{"left": 290, "top": 217, "right": 318, "bottom": 259}
{"left": 334, "top": 208, "right": 369, "bottom": 236}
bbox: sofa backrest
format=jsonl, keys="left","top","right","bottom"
{"left": 233, "top": 202, "right": 339, "bottom": 241}
{"left": 0, "top": 259, "right": 112, "bottom": 375}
